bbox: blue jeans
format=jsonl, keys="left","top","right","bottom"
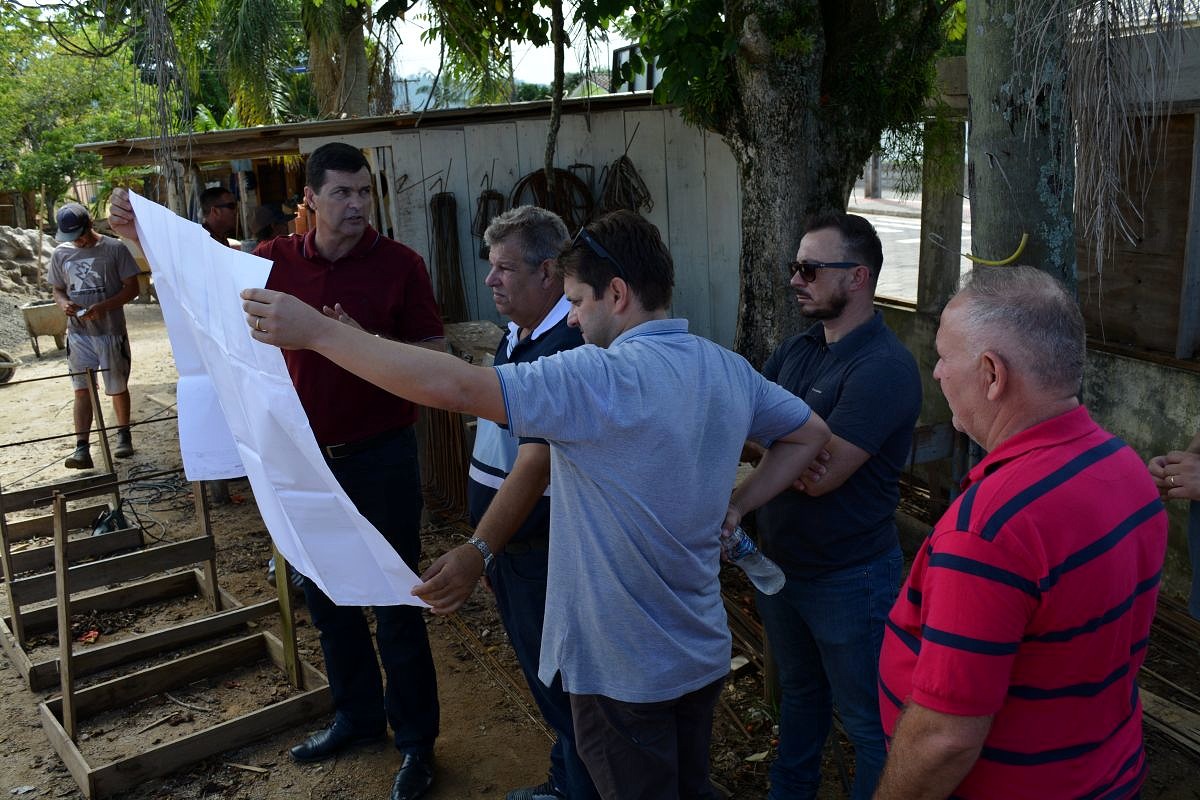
{"left": 302, "top": 428, "right": 439, "bottom": 754}
{"left": 490, "top": 543, "right": 599, "bottom": 799}
{"left": 755, "top": 546, "right": 902, "bottom": 800}
{"left": 1189, "top": 502, "right": 1200, "bottom": 619}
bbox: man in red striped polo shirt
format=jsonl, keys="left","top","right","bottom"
{"left": 876, "top": 266, "right": 1167, "bottom": 799}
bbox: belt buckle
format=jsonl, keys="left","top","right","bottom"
{"left": 323, "top": 442, "right": 346, "bottom": 459}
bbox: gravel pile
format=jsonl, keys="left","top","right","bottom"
{"left": 0, "top": 226, "right": 59, "bottom": 355}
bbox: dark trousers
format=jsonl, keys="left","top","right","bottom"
{"left": 490, "top": 545, "right": 599, "bottom": 799}
{"left": 302, "top": 427, "right": 439, "bottom": 754}
{"left": 570, "top": 678, "right": 724, "bottom": 800}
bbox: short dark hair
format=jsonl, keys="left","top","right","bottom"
{"left": 199, "top": 187, "right": 233, "bottom": 215}
{"left": 804, "top": 211, "right": 884, "bottom": 283}
{"left": 556, "top": 210, "right": 674, "bottom": 311}
{"left": 956, "top": 265, "right": 1085, "bottom": 395}
{"left": 306, "top": 143, "right": 370, "bottom": 192}
{"left": 484, "top": 206, "right": 569, "bottom": 269}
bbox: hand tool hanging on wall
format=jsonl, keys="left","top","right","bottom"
{"left": 430, "top": 173, "right": 469, "bottom": 323}
{"left": 508, "top": 167, "right": 594, "bottom": 232}
{"left": 471, "top": 163, "right": 506, "bottom": 259}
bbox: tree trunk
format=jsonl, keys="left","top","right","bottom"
{"left": 544, "top": 0, "right": 565, "bottom": 211}
{"left": 967, "top": 0, "right": 1075, "bottom": 292}
{"left": 310, "top": 2, "right": 368, "bottom": 118}
{"left": 729, "top": 6, "right": 880, "bottom": 367}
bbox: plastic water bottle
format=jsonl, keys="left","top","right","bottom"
{"left": 721, "top": 526, "right": 786, "bottom": 595}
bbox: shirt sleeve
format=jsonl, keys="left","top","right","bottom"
{"left": 113, "top": 239, "right": 141, "bottom": 281}
{"left": 747, "top": 371, "right": 813, "bottom": 446}
{"left": 908, "top": 527, "right": 1039, "bottom": 717}
{"left": 496, "top": 347, "right": 610, "bottom": 445}
{"left": 47, "top": 251, "right": 65, "bottom": 290}
{"left": 397, "top": 252, "right": 444, "bottom": 343}
{"left": 826, "top": 353, "right": 921, "bottom": 456}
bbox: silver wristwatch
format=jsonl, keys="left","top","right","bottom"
{"left": 467, "top": 536, "right": 494, "bottom": 568}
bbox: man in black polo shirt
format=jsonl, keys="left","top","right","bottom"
{"left": 413, "top": 206, "right": 596, "bottom": 800}
{"left": 752, "top": 211, "right": 921, "bottom": 800}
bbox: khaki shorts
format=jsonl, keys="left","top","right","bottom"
{"left": 67, "top": 333, "right": 132, "bottom": 394}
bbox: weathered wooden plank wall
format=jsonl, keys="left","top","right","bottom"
{"left": 303, "top": 106, "right": 743, "bottom": 349}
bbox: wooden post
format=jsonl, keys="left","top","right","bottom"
{"left": 193, "top": 482, "right": 222, "bottom": 613}
{"left": 53, "top": 492, "right": 77, "bottom": 740}
{"left": 86, "top": 369, "right": 117, "bottom": 489}
{"left": 1176, "top": 112, "right": 1200, "bottom": 359}
{"left": 273, "top": 544, "right": 302, "bottom": 689}
{"left": 916, "top": 117, "right": 966, "bottom": 317}
{"left": 0, "top": 480, "right": 24, "bottom": 646}
{"left": 864, "top": 153, "right": 882, "bottom": 198}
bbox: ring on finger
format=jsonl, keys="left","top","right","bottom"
{"left": 1169, "top": 474, "right": 1177, "bottom": 487}
{"left": 255, "top": 316, "right": 263, "bottom": 332}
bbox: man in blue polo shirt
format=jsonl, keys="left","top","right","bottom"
{"left": 241, "top": 209, "right": 832, "bottom": 800}
{"left": 414, "top": 205, "right": 596, "bottom": 800}
{"left": 752, "top": 212, "right": 921, "bottom": 800}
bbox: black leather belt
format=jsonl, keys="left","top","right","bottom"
{"left": 321, "top": 426, "right": 409, "bottom": 460}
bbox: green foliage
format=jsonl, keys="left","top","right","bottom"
{"left": 626, "top": 0, "right": 737, "bottom": 132}
{"left": 515, "top": 81, "right": 554, "bottom": 101}
{"left": 623, "top": 1, "right": 950, "bottom": 147}
{"left": 0, "top": 7, "right": 146, "bottom": 216}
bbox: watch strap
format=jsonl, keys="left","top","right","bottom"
{"left": 467, "top": 536, "right": 494, "bottom": 568}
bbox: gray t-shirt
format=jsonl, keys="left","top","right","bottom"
{"left": 47, "top": 235, "right": 140, "bottom": 336}
{"left": 496, "top": 318, "right": 812, "bottom": 703}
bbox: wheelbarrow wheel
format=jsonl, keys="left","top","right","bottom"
{"left": 0, "top": 350, "right": 15, "bottom": 384}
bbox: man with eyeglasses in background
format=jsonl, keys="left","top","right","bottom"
{"left": 747, "top": 211, "right": 921, "bottom": 800}
{"left": 199, "top": 186, "right": 239, "bottom": 247}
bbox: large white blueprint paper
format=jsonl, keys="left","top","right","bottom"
{"left": 129, "top": 191, "right": 425, "bottom": 606}
{"left": 149, "top": 243, "right": 244, "bottom": 480}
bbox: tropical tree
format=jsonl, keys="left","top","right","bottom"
{"left": 622, "top": 1, "right": 952, "bottom": 364}
{"left": 0, "top": 6, "right": 146, "bottom": 221}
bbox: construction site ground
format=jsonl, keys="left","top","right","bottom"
{"left": 0, "top": 297, "right": 1197, "bottom": 799}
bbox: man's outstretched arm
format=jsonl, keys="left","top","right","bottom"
{"left": 242, "top": 287, "right": 507, "bottom": 424}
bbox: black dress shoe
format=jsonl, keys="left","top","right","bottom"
{"left": 289, "top": 721, "right": 383, "bottom": 763}
{"left": 389, "top": 752, "right": 434, "bottom": 800}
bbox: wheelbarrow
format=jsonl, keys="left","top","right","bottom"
{"left": 0, "top": 350, "right": 16, "bottom": 384}
{"left": 20, "top": 299, "right": 67, "bottom": 357}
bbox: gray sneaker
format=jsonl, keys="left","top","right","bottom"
{"left": 114, "top": 430, "right": 134, "bottom": 458}
{"left": 505, "top": 782, "right": 564, "bottom": 800}
{"left": 64, "top": 445, "right": 93, "bottom": 469}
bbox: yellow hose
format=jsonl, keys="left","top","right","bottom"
{"left": 965, "top": 232, "right": 1028, "bottom": 266}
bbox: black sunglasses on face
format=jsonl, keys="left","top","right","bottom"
{"left": 214, "top": 202, "right": 238, "bottom": 210}
{"left": 573, "top": 228, "right": 629, "bottom": 281}
{"left": 788, "top": 259, "right": 860, "bottom": 282}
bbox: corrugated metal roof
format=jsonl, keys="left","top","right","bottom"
{"left": 76, "top": 93, "right": 659, "bottom": 167}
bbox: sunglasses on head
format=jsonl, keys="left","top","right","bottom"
{"left": 573, "top": 228, "right": 629, "bottom": 281}
{"left": 787, "top": 259, "right": 860, "bottom": 282}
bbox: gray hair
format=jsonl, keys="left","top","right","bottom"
{"left": 956, "top": 265, "right": 1084, "bottom": 394}
{"left": 484, "top": 206, "right": 569, "bottom": 269}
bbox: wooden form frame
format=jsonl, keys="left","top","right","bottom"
{"left": 39, "top": 630, "right": 331, "bottom": 799}
{"left": 37, "top": 496, "right": 329, "bottom": 799}
{"left": 0, "top": 474, "right": 121, "bottom": 646}
{"left": 0, "top": 477, "right": 275, "bottom": 690}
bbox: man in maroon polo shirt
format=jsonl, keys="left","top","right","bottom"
{"left": 110, "top": 142, "right": 444, "bottom": 800}
{"left": 257, "top": 143, "right": 443, "bottom": 800}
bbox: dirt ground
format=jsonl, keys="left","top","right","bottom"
{"left": 0, "top": 302, "right": 790, "bottom": 800}
{"left": 1, "top": 302, "right": 1198, "bottom": 800}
